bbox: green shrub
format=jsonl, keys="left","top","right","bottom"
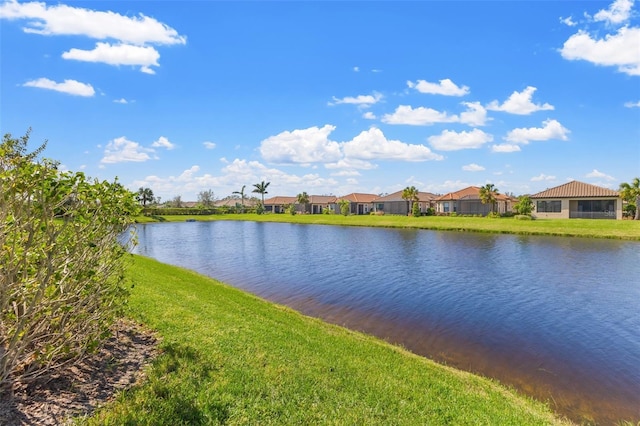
{"left": 0, "top": 131, "right": 139, "bottom": 390}
{"left": 514, "top": 214, "right": 534, "bottom": 220}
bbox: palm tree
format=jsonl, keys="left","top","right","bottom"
{"left": 252, "top": 180, "right": 270, "bottom": 207}
{"left": 232, "top": 185, "right": 247, "bottom": 213}
{"left": 479, "top": 183, "right": 499, "bottom": 215}
{"left": 619, "top": 177, "right": 640, "bottom": 220}
{"left": 136, "top": 187, "right": 154, "bottom": 207}
{"left": 297, "top": 191, "right": 309, "bottom": 214}
{"left": 401, "top": 186, "right": 419, "bottom": 215}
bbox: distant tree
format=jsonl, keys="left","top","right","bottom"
{"left": 232, "top": 185, "right": 247, "bottom": 213}
{"left": 412, "top": 199, "right": 421, "bottom": 216}
{"left": 136, "top": 187, "right": 154, "bottom": 207}
{"left": 297, "top": 191, "right": 309, "bottom": 213}
{"left": 479, "top": 183, "right": 499, "bottom": 215}
{"left": 619, "top": 178, "right": 640, "bottom": 220}
{"left": 338, "top": 199, "right": 350, "bottom": 216}
{"left": 171, "top": 195, "right": 183, "bottom": 208}
{"left": 401, "top": 186, "right": 419, "bottom": 215}
{"left": 252, "top": 180, "right": 270, "bottom": 206}
{"left": 514, "top": 195, "right": 534, "bottom": 215}
{"left": 198, "top": 189, "right": 215, "bottom": 208}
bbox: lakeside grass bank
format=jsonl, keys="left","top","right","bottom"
{"left": 135, "top": 213, "right": 640, "bottom": 241}
{"left": 87, "top": 255, "right": 571, "bottom": 425}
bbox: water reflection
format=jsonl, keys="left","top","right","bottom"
{"left": 132, "top": 221, "right": 640, "bottom": 424}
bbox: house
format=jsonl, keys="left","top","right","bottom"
{"left": 305, "top": 195, "right": 337, "bottom": 214}
{"left": 335, "top": 193, "right": 379, "bottom": 215}
{"left": 435, "top": 186, "right": 514, "bottom": 216}
{"left": 373, "top": 190, "right": 438, "bottom": 215}
{"left": 530, "top": 180, "right": 622, "bottom": 220}
{"left": 263, "top": 196, "right": 297, "bottom": 213}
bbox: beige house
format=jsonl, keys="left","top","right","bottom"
{"left": 335, "top": 193, "right": 379, "bottom": 215}
{"left": 530, "top": 181, "right": 622, "bottom": 220}
{"left": 435, "top": 186, "right": 514, "bottom": 216}
{"left": 373, "top": 190, "right": 438, "bottom": 215}
{"left": 263, "top": 196, "right": 297, "bottom": 213}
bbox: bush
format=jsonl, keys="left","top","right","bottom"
{"left": 514, "top": 214, "right": 534, "bottom": 220}
{"left": 0, "top": 131, "right": 139, "bottom": 390}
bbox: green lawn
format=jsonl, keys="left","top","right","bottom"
{"left": 86, "top": 255, "right": 572, "bottom": 425}
{"left": 136, "top": 213, "right": 640, "bottom": 240}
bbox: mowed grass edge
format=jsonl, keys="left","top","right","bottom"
{"left": 135, "top": 213, "right": 640, "bottom": 241}
{"left": 85, "top": 255, "right": 572, "bottom": 425}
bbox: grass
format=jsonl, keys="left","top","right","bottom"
{"left": 85, "top": 255, "right": 572, "bottom": 425}
{"left": 135, "top": 213, "right": 640, "bottom": 240}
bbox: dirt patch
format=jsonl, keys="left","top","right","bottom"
{"left": 0, "top": 319, "right": 159, "bottom": 425}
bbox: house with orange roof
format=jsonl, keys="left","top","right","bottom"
{"left": 530, "top": 180, "right": 622, "bottom": 219}
{"left": 305, "top": 195, "right": 337, "bottom": 214}
{"left": 373, "top": 190, "right": 438, "bottom": 215}
{"left": 435, "top": 186, "right": 514, "bottom": 216}
{"left": 335, "top": 193, "right": 379, "bottom": 215}
{"left": 263, "top": 196, "right": 297, "bottom": 213}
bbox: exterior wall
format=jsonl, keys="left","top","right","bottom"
{"left": 532, "top": 198, "right": 622, "bottom": 220}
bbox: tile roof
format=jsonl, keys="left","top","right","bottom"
{"left": 337, "top": 193, "right": 379, "bottom": 203}
{"left": 531, "top": 180, "right": 620, "bottom": 199}
{"left": 374, "top": 190, "right": 438, "bottom": 202}
{"left": 308, "top": 195, "right": 337, "bottom": 204}
{"left": 263, "top": 196, "right": 297, "bottom": 205}
{"left": 435, "top": 186, "right": 513, "bottom": 202}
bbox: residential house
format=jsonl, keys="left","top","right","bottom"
{"left": 263, "top": 196, "right": 297, "bottom": 213}
{"left": 335, "top": 193, "right": 378, "bottom": 215}
{"left": 305, "top": 195, "right": 337, "bottom": 214}
{"left": 530, "top": 180, "right": 622, "bottom": 219}
{"left": 435, "top": 186, "right": 514, "bottom": 216}
{"left": 373, "top": 190, "right": 438, "bottom": 215}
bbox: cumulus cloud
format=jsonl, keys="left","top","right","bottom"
{"left": 362, "top": 111, "right": 376, "bottom": 120}
{"left": 428, "top": 129, "right": 494, "bottom": 151}
{"left": 381, "top": 105, "right": 457, "bottom": 125}
{"left": 342, "top": 127, "right": 443, "bottom": 161}
{"left": 259, "top": 125, "right": 342, "bottom": 164}
{"left": 113, "top": 97, "right": 130, "bottom": 104}
{"left": 0, "top": 0, "right": 185, "bottom": 73}
{"left": 462, "top": 163, "right": 485, "bottom": 172}
{"left": 491, "top": 144, "right": 521, "bottom": 153}
{"left": 151, "top": 136, "right": 176, "bottom": 150}
{"left": 101, "top": 136, "right": 155, "bottom": 163}
{"left": 23, "top": 77, "right": 94, "bottom": 96}
{"left": 407, "top": 78, "right": 470, "bottom": 96}
{"left": 531, "top": 173, "right": 556, "bottom": 181}
{"left": 586, "top": 169, "right": 616, "bottom": 180}
{"left": 504, "top": 119, "right": 570, "bottom": 144}
{"left": 203, "top": 141, "right": 216, "bottom": 149}
{"left": 459, "top": 102, "right": 490, "bottom": 126}
{"left": 62, "top": 42, "right": 160, "bottom": 73}
{"left": 329, "top": 92, "right": 383, "bottom": 107}
{"left": 624, "top": 100, "right": 640, "bottom": 107}
{"left": 0, "top": 0, "right": 186, "bottom": 45}
{"left": 594, "top": 0, "right": 634, "bottom": 25}
{"left": 486, "top": 86, "right": 554, "bottom": 115}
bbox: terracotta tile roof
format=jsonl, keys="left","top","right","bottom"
{"left": 337, "top": 193, "right": 379, "bottom": 203}
{"left": 373, "top": 190, "right": 438, "bottom": 202}
{"left": 308, "top": 195, "right": 337, "bottom": 204}
{"left": 531, "top": 181, "right": 620, "bottom": 199}
{"left": 436, "top": 186, "right": 512, "bottom": 202}
{"left": 263, "top": 196, "right": 297, "bottom": 205}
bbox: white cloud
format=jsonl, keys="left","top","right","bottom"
{"left": 505, "top": 119, "right": 570, "bottom": 144}
{"left": 491, "top": 144, "right": 521, "bottom": 153}
{"left": 462, "top": 163, "right": 485, "bottom": 172}
{"left": 342, "top": 127, "right": 443, "bottom": 161}
{"left": 329, "top": 92, "right": 382, "bottom": 107}
{"left": 561, "top": 16, "right": 577, "bottom": 27}
{"left": 0, "top": 0, "right": 186, "bottom": 45}
{"left": 23, "top": 77, "right": 94, "bottom": 96}
{"left": 381, "top": 105, "right": 457, "bottom": 125}
{"left": 428, "top": 129, "right": 493, "bottom": 151}
{"left": 459, "top": 102, "right": 489, "bottom": 126}
{"left": 113, "top": 97, "right": 129, "bottom": 104}
{"left": 151, "top": 136, "right": 176, "bottom": 150}
{"left": 624, "top": 100, "right": 640, "bottom": 107}
{"left": 407, "top": 78, "right": 470, "bottom": 96}
{"left": 101, "top": 136, "right": 154, "bottom": 163}
{"left": 353, "top": 66, "right": 360, "bottom": 72}
{"left": 330, "top": 170, "right": 361, "bottom": 177}
{"left": 203, "top": 141, "right": 216, "bottom": 149}
{"left": 62, "top": 42, "right": 160, "bottom": 73}
{"left": 560, "top": 26, "right": 640, "bottom": 76}
{"left": 325, "top": 158, "right": 377, "bottom": 170}
{"left": 362, "top": 111, "right": 376, "bottom": 120}
{"left": 531, "top": 173, "right": 556, "bottom": 181}
{"left": 594, "top": 0, "right": 633, "bottom": 25}
{"left": 259, "top": 124, "right": 342, "bottom": 164}
{"left": 486, "top": 86, "right": 554, "bottom": 115}
{"left": 586, "top": 169, "right": 616, "bottom": 180}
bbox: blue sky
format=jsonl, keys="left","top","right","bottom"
{"left": 1, "top": 0, "right": 639, "bottom": 201}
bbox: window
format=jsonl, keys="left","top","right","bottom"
{"left": 443, "top": 202, "right": 450, "bottom": 213}
{"left": 536, "top": 200, "right": 561, "bottom": 213}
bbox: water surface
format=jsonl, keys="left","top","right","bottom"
{"left": 132, "top": 221, "right": 640, "bottom": 424}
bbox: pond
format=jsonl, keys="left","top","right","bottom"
{"left": 131, "top": 221, "right": 640, "bottom": 424}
